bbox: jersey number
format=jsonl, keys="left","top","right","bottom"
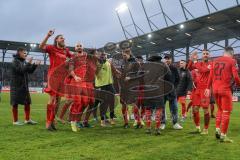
{"left": 214, "top": 62, "right": 225, "bottom": 80}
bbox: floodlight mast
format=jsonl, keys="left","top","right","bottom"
{"left": 116, "top": 3, "right": 129, "bottom": 40}
{"left": 140, "top": 0, "right": 153, "bottom": 31}
{"left": 115, "top": 3, "right": 144, "bottom": 39}
{"left": 116, "top": 11, "right": 128, "bottom": 40}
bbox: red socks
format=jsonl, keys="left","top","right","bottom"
{"left": 193, "top": 110, "right": 200, "bottom": 127}
{"left": 215, "top": 107, "right": 231, "bottom": 135}
{"left": 181, "top": 102, "right": 186, "bottom": 117}
{"left": 204, "top": 112, "right": 210, "bottom": 129}
{"left": 12, "top": 104, "right": 31, "bottom": 122}
{"left": 145, "top": 108, "right": 151, "bottom": 128}
{"left": 215, "top": 109, "right": 222, "bottom": 129}
{"left": 24, "top": 104, "right": 30, "bottom": 121}
{"left": 46, "top": 104, "right": 56, "bottom": 123}
{"left": 145, "top": 108, "right": 162, "bottom": 129}
{"left": 221, "top": 111, "right": 230, "bottom": 134}
{"left": 69, "top": 102, "right": 83, "bottom": 122}
{"left": 133, "top": 106, "right": 140, "bottom": 123}
{"left": 12, "top": 105, "right": 18, "bottom": 122}
{"left": 155, "top": 108, "right": 162, "bottom": 129}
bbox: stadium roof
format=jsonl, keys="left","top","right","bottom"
{"left": 1, "top": 6, "right": 239, "bottom": 58}
{"left": 125, "top": 5, "right": 240, "bottom": 56}
{"left": 0, "top": 41, "right": 75, "bottom": 53}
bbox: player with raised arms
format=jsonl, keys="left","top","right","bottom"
{"left": 39, "top": 30, "right": 72, "bottom": 131}
{"left": 188, "top": 50, "right": 212, "bottom": 135}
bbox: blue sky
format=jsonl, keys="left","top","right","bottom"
{"left": 0, "top": 0, "right": 238, "bottom": 49}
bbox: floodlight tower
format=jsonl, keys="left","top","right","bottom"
{"left": 178, "top": 0, "right": 222, "bottom": 20}
{"left": 115, "top": 3, "right": 144, "bottom": 39}
{"left": 140, "top": 0, "right": 175, "bottom": 31}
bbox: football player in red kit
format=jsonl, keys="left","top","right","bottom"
{"left": 187, "top": 69, "right": 199, "bottom": 113}
{"left": 67, "top": 43, "right": 97, "bottom": 132}
{"left": 205, "top": 47, "right": 240, "bottom": 143}
{"left": 39, "top": 30, "right": 72, "bottom": 131}
{"left": 188, "top": 50, "right": 212, "bottom": 135}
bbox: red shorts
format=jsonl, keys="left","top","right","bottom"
{"left": 45, "top": 70, "right": 65, "bottom": 97}
{"left": 44, "top": 86, "right": 60, "bottom": 97}
{"left": 192, "top": 88, "right": 210, "bottom": 108}
{"left": 81, "top": 82, "right": 95, "bottom": 106}
{"left": 69, "top": 83, "right": 95, "bottom": 115}
{"left": 213, "top": 90, "right": 232, "bottom": 112}
{"left": 65, "top": 78, "right": 95, "bottom": 105}
{"left": 178, "top": 96, "right": 186, "bottom": 104}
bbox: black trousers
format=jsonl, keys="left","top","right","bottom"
{"left": 95, "top": 84, "right": 116, "bottom": 120}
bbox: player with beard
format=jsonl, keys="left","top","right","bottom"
{"left": 205, "top": 47, "right": 240, "bottom": 143}
{"left": 39, "top": 30, "right": 72, "bottom": 131}
{"left": 95, "top": 51, "right": 121, "bottom": 127}
{"left": 188, "top": 50, "right": 212, "bottom": 135}
{"left": 187, "top": 69, "right": 199, "bottom": 114}
{"left": 67, "top": 43, "right": 97, "bottom": 132}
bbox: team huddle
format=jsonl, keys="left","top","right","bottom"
{"left": 9, "top": 30, "right": 240, "bottom": 143}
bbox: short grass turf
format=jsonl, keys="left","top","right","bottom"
{"left": 0, "top": 92, "right": 240, "bottom": 160}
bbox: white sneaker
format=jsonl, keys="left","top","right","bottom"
{"left": 13, "top": 121, "right": 24, "bottom": 126}
{"left": 24, "top": 119, "right": 38, "bottom": 125}
{"left": 130, "top": 114, "right": 135, "bottom": 120}
{"left": 151, "top": 115, "right": 156, "bottom": 121}
{"left": 160, "top": 124, "right": 166, "bottom": 130}
{"left": 173, "top": 123, "right": 183, "bottom": 130}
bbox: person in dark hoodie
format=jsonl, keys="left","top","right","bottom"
{"left": 119, "top": 48, "right": 142, "bottom": 129}
{"left": 176, "top": 60, "right": 193, "bottom": 121}
{"left": 161, "top": 54, "right": 183, "bottom": 130}
{"left": 144, "top": 55, "right": 172, "bottom": 135}
{"left": 10, "top": 47, "right": 40, "bottom": 125}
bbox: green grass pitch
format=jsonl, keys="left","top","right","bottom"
{"left": 0, "top": 92, "right": 240, "bottom": 160}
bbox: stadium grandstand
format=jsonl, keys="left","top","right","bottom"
{"left": 107, "top": 2, "right": 240, "bottom": 61}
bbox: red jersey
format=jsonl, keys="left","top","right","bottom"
{"left": 188, "top": 60, "right": 212, "bottom": 89}
{"left": 72, "top": 53, "right": 87, "bottom": 80}
{"left": 207, "top": 56, "right": 240, "bottom": 92}
{"left": 44, "top": 45, "right": 72, "bottom": 74}
{"left": 85, "top": 55, "right": 97, "bottom": 82}
{"left": 70, "top": 53, "right": 97, "bottom": 82}
{"left": 191, "top": 69, "right": 200, "bottom": 89}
